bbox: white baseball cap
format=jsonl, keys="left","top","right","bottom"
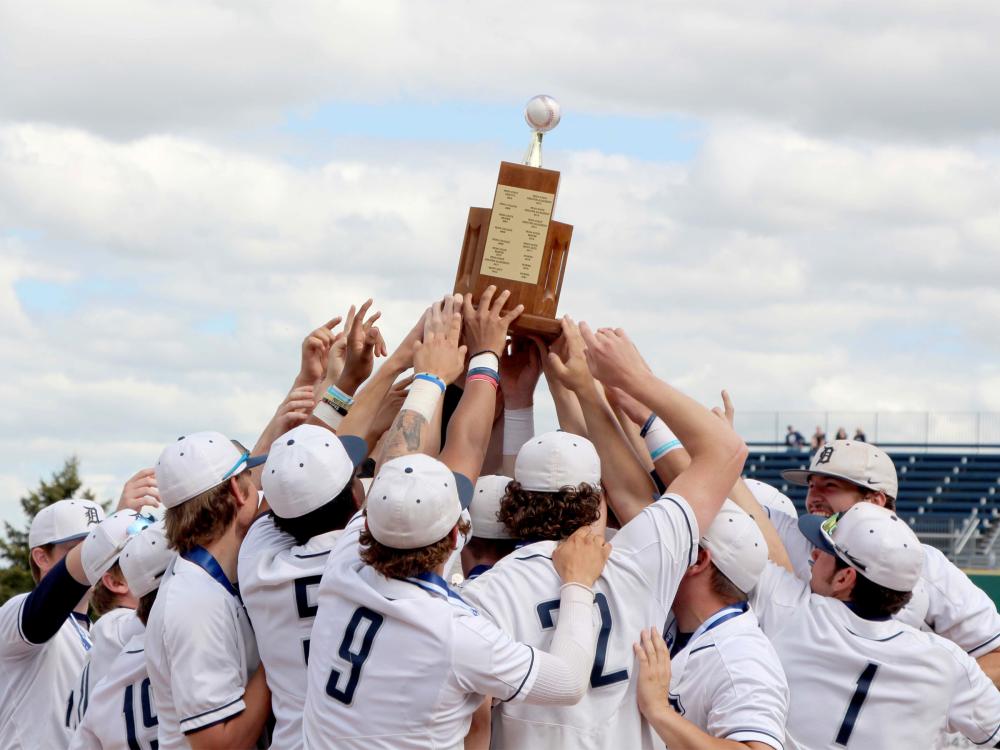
{"left": 514, "top": 431, "right": 601, "bottom": 492}
{"left": 745, "top": 479, "right": 798, "bottom": 520}
{"left": 798, "top": 503, "right": 923, "bottom": 592}
{"left": 118, "top": 521, "right": 174, "bottom": 598}
{"left": 81, "top": 510, "right": 156, "bottom": 585}
{"left": 366, "top": 454, "right": 474, "bottom": 550}
{"left": 156, "top": 431, "right": 267, "bottom": 509}
{"left": 469, "top": 475, "right": 513, "bottom": 540}
{"left": 700, "top": 499, "right": 767, "bottom": 594}
{"left": 782, "top": 440, "right": 897, "bottom": 499}
{"left": 29, "top": 498, "right": 105, "bottom": 549}
{"left": 261, "top": 425, "right": 368, "bottom": 519}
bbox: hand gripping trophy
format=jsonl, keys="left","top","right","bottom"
{"left": 453, "top": 95, "right": 573, "bottom": 339}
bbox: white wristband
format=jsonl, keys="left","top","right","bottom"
{"left": 503, "top": 406, "right": 534, "bottom": 456}
{"left": 469, "top": 351, "right": 500, "bottom": 372}
{"left": 402, "top": 377, "right": 444, "bottom": 422}
{"left": 644, "top": 417, "right": 682, "bottom": 460}
{"left": 312, "top": 400, "right": 345, "bottom": 430}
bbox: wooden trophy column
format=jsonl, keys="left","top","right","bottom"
{"left": 454, "top": 161, "right": 573, "bottom": 340}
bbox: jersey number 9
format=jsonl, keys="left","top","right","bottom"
{"left": 326, "top": 606, "right": 384, "bottom": 705}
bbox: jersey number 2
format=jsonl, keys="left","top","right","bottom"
{"left": 123, "top": 677, "right": 158, "bottom": 750}
{"left": 835, "top": 662, "right": 878, "bottom": 747}
{"left": 326, "top": 606, "right": 384, "bottom": 705}
{"left": 536, "top": 593, "right": 629, "bottom": 688}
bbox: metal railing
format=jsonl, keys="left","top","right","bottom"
{"left": 737, "top": 411, "right": 1000, "bottom": 450}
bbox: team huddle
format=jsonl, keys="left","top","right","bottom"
{"left": 1, "top": 289, "right": 999, "bottom": 750}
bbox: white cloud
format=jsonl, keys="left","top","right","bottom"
{"left": 4, "top": 2, "right": 1000, "bottom": 141}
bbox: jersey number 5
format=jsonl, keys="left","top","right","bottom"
{"left": 294, "top": 574, "right": 323, "bottom": 665}
{"left": 536, "top": 593, "right": 628, "bottom": 688}
{"left": 123, "top": 677, "right": 158, "bottom": 750}
{"left": 326, "top": 606, "right": 384, "bottom": 705}
{"left": 835, "top": 662, "right": 879, "bottom": 747}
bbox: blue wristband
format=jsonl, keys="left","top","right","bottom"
{"left": 325, "top": 384, "right": 354, "bottom": 406}
{"left": 414, "top": 373, "right": 446, "bottom": 393}
{"left": 467, "top": 366, "right": 500, "bottom": 381}
{"left": 650, "top": 439, "right": 682, "bottom": 461}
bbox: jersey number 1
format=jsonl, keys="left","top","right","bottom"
{"left": 326, "top": 606, "right": 384, "bottom": 705}
{"left": 536, "top": 593, "right": 629, "bottom": 688}
{"left": 835, "top": 662, "right": 878, "bottom": 747}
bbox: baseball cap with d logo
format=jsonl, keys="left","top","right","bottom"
{"left": 797, "top": 503, "right": 923, "bottom": 592}
{"left": 781, "top": 440, "right": 897, "bottom": 500}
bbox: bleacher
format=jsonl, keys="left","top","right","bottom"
{"left": 743, "top": 448, "right": 1000, "bottom": 566}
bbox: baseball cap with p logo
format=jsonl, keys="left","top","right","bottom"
{"left": 781, "top": 440, "right": 898, "bottom": 499}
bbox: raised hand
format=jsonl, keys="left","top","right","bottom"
{"left": 545, "top": 316, "right": 597, "bottom": 395}
{"left": 297, "top": 317, "right": 342, "bottom": 387}
{"left": 461, "top": 286, "right": 524, "bottom": 358}
{"left": 633, "top": 627, "right": 672, "bottom": 720}
{"left": 117, "top": 468, "right": 160, "bottom": 511}
{"left": 500, "top": 337, "right": 542, "bottom": 409}
{"left": 273, "top": 385, "right": 316, "bottom": 434}
{"left": 578, "top": 323, "right": 648, "bottom": 391}
{"left": 413, "top": 304, "right": 467, "bottom": 386}
{"left": 712, "top": 389, "right": 735, "bottom": 427}
{"left": 323, "top": 331, "right": 347, "bottom": 385}
{"left": 369, "top": 376, "right": 413, "bottom": 442}
{"left": 552, "top": 526, "right": 611, "bottom": 587}
{"left": 340, "top": 299, "right": 386, "bottom": 393}
{"left": 606, "top": 386, "right": 652, "bottom": 427}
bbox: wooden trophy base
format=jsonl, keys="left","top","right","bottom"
{"left": 453, "top": 162, "right": 573, "bottom": 341}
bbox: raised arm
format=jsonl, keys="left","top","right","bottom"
{"left": 547, "top": 317, "right": 657, "bottom": 525}
{"left": 579, "top": 324, "right": 747, "bottom": 534}
{"left": 439, "top": 286, "right": 523, "bottom": 480}
{"left": 535, "top": 335, "right": 588, "bottom": 437}
{"left": 499, "top": 337, "right": 542, "bottom": 476}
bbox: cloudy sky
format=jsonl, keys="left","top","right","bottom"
{"left": 2, "top": 0, "right": 1000, "bottom": 522}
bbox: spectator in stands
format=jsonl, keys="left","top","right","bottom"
{"left": 835, "top": 427, "right": 847, "bottom": 440}
{"left": 853, "top": 426, "right": 866, "bottom": 442}
{"left": 785, "top": 425, "right": 806, "bottom": 451}
{"left": 810, "top": 426, "right": 826, "bottom": 454}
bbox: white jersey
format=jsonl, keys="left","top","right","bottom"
{"left": 238, "top": 513, "right": 342, "bottom": 749}
{"left": 69, "top": 632, "right": 158, "bottom": 750}
{"left": 302, "top": 512, "right": 540, "bottom": 750}
{"left": 772, "top": 513, "right": 1000, "bottom": 656}
{"left": 665, "top": 605, "right": 788, "bottom": 750}
{"left": 0, "top": 593, "right": 92, "bottom": 749}
{"left": 751, "top": 562, "right": 1000, "bottom": 750}
{"left": 70, "top": 607, "right": 144, "bottom": 727}
{"left": 461, "top": 493, "right": 699, "bottom": 750}
{"left": 145, "top": 551, "right": 261, "bottom": 750}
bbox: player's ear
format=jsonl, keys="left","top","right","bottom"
{"left": 689, "top": 546, "right": 712, "bottom": 575}
{"left": 862, "top": 491, "right": 887, "bottom": 508}
{"left": 101, "top": 569, "right": 130, "bottom": 596}
{"left": 30, "top": 546, "right": 50, "bottom": 576}
{"left": 832, "top": 565, "right": 856, "bottom": 596}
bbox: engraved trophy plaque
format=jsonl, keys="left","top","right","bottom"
{"left": 453, "top": 95, "right": 573, "bottom": 339}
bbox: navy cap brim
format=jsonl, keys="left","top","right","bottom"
{"left": 339, "top": 435, "right": 369, "bottom": 469}
{"left": 246, "top": 454, "right": 268, "bottom": 469}
{"left": 454, "top": 472, "right": 474, "bottom": 510}
{"left": 797, "top": 514, "right": 836, "bottom": 555}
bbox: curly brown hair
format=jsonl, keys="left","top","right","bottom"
{"left": 359, "top": 518, "right": 471, "bottom": 579}
{"left": 498, "top": 481, "right": 602, "bottom": 541}
{"left": 164, "top": 474, "right": 251, "bottom": 554}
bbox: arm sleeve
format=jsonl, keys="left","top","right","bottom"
{"left": 940, "top": 637, "right": 1000, "bottom": 746}
{"left": 18, "top": 557, "right": 90, "bottom": 645}
{"left": 166, "top": 596, "right": 247, "bottom": 735}
{"left": 749, "top": 561, "right": 811, "bottom": 636}
{"left": 522, "top": 584, "right": 600, "bottom": 705}
{"left": 921, "top": 545, "right": 1000, "bottom": 657}
{"left": 612, "top": 493, "right": 699, "bottom": 605}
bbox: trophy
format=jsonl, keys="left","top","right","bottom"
{"left": 453, "top": 95, "right": 573, "bottom": 339}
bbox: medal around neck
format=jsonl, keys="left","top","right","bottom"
{"left": 453, "top": 95, "right": 573, "bottom": 340}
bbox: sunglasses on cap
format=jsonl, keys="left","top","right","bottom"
{"left": 222, "top": 439, "right": 268, "bottom": 481}
{"left": 819, "top": 512, "right": 867, "bottom": 571}
{"left": 125, "top": 512, "right": 157, "bottom": 537}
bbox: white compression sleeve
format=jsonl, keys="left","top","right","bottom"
{"left": 523, "top": 583, "right": 599, "bottom": 705}
{"left": 502, "top": 406, "right": 534, "bottom": 456}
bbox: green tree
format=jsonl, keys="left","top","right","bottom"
{"left": 0, "top": 457, "right": 95, "bottom": 604}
